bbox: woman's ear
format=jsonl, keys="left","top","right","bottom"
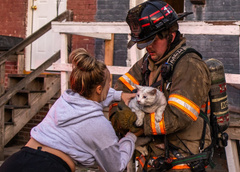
{"left": 96, "top": 85, "right": 102, "bottom": 95}
{"left": 171, "top": 32, "right": 177, "bottom": 43}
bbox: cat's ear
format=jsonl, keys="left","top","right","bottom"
{"left": 135, "top": 84, "right": 142, "bottom": 90}
{"left": 149, "top": 88, "right": 157, "bottom": 95}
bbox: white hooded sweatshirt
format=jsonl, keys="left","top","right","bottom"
{"left": 31, "top": 88, "right": 136, "bottom": 172}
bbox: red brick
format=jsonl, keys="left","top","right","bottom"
{"left": 3, "top": 0, "right": 97, "bottom": 144}
{"left": 0, "top": 0, "right": 27, "bottom": 38}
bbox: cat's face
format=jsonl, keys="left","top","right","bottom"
{"left": 136, "top": 86, "right": 157, "bottom": 106}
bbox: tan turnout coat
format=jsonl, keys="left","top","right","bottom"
{"left": 112, "top": 38, "right": 212, "bottom": 171}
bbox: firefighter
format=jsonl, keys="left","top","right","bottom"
{"left": 110, "top": 0, "right": 213, "bottom": 171}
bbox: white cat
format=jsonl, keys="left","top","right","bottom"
{"left": 128, "top": 85, "right": 167, "bottom": 156}
{"left": 129, "top": 85, "right": 167, "bottom": 127}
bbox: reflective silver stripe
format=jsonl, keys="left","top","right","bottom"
{"left": 168, "top": 96, "right": 199, "bottom": 120}
{"left": 121, "top": 74, "right": 137, "bottom": 89}
{"left": 154, "top": 120, "right": 162, "bottom": 134}
{"left": 150, "top": 113, "right": 165, "bottom": 135}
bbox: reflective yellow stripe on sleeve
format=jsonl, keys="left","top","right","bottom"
{"left": 150, "top": 113, "right": 166, "bottom": 135}
{"left": 119, "top": 73, "right": 139, "bottom": 91}
{"left": 168, "top": 94, "right": 200, "bottom": 121}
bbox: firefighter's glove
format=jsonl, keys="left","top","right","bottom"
{"left": 111, "top": 101, "right": 142, "bottom": 134}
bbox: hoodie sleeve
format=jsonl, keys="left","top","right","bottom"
{"left": 101, "top": 88, "right": 122, "bottom": 107}
{"left": 94, "top": 132, "right": 137, "bottom": 172}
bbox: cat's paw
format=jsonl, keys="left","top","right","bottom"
{"left": 136, "top": 146, "right": 149, "bottom": 156}
{"left": 135, "top": 119, "right": 143, "bottom": 126}
{"left": 155, "top": 115, "right": 162, "bottom": 122}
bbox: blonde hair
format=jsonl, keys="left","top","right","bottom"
{"left": 69, "top": 48, "right": 107, "bottom": 98}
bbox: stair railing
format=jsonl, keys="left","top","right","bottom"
{"left": 0, "top": 10, "right": 73, "bottom": 160}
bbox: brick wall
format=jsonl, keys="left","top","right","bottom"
{"left": 4, "top": 61, "right": 18, "bottom": 88}
{"left": 0, "top": 0, "right": 27, "bottom": 89}
{"left": 0, "top": 0, "right": 27, "bottom": 38}
{"left": 67, "top": 0, "right": 97, "bottom": 56}
{"left": 185, "top": 34, "right": 240, "bottom": 106}
{"left": 6, "top": 104, "right": 50, "bottom": 146}
{"left": 184, "top": 0, "right": 240, "bottom": 107}
{"left": 6, "top": 0, "right": 98, "bottom": 145}
{"left": 185, "top": 0, "right": 240, "bottom": 21}
{"left": 95, "top": 0, "right": 129, "bottom": 84}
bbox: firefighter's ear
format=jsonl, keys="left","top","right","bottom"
{"left": 171, "top": 32, "right": 176, "bottom": 43}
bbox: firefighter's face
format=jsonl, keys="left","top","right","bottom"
{"left": 146, "top": 34, "right": 168, "bottom": 61}
{"left": 146, "top": 32, "right": 176, "bottom": 61}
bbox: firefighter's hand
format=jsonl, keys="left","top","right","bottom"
{"left": 132, "top": 128, "right": 144, "bottom": 137}
{"left": 111, "top": 101, "right": 142, "bottom": 135}
{"left": 121, "top": 92, "right": 136, "bottom": 106}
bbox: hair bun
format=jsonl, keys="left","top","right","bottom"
{"left": 69, "top": 48, "right": 96, "bottom": 72}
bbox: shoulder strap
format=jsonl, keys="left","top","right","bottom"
{"left": 167, "top": 46, "right": 202, "bottom": 67}
{"left": 141, "top": 53, "right": 151, "bottom": 86}
{"left": 161, "top": 46, "right": 202, "bottom": 81}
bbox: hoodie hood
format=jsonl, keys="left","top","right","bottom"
{"left": 53, "top": 89, "right": 103, "bottom": 127}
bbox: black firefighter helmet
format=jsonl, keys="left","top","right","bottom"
{"left": 126, "top": 0, "right": 192, "bottom": 49}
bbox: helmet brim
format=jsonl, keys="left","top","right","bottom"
{"left": 128, "top": 34, "right": 156, "bottom": 49}
{"left": 137, "top": 35, "right": 156, "bottom": 50}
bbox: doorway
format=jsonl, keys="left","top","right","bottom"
{"left": 26, "top": 0, "right": 67, "bottom": 71}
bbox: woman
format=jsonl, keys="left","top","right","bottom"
{"left": 0, "top": 48, "right": 140, "bottom": 172}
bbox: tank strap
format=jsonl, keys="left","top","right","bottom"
{"left": 152, "top": 150, "right": 211, "bottom": 171}
{"left": 161, "top": 46, "right": 202, "bottom": 82}
{"left": 141, "top": 53, "right": 151, "bottom": 86}
{"left": 171, "top": 151, "right": 210, "bottom": 166}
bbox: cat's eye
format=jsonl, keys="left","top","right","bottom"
{"left": 143, "top": 96, "right": 147, "bottom": 98}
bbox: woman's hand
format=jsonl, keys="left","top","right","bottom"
{"left": 121, "top": 92, "right": 136, "bottom": 106}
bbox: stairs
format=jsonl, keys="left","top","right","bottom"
{"left": 3, "top": 73, "right": 60, "bottom": 146}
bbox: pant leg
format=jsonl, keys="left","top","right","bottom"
{"left": 0, "top": 147, "right": 71, "bottom": 172}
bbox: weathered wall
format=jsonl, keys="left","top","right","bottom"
{"left": 0, "top": 0, "right": 28, "bottom": 89}
{"left": 95, "top": 0, "right": 129, "bottom": 84}
{"left": 184, "top": 0, "right": 240, "bottom": 107}
{"left": 67, "top": 0, "right": 97, "bottom": 56}
{"left": 0, "top": 0, "right": 27, "bottom": 38}
{"left": 185, "top": 0, "right": 240, "bottom": 21}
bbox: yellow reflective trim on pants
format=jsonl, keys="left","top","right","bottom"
{"left": 172, "top": 164, "right": 190, "bottom": 169}
{"left": 168, "top": 94, "right": 200, "bottom": 121}
{"left": 136, "top": 155, "right": 146, "bottom": 168}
